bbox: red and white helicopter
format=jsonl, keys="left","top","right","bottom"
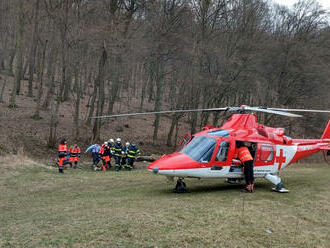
{"left": 95, "top": 106, "right": 330, "bottom": 193}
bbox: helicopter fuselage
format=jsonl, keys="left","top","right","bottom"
{"left": 148, "top": 114, "right": 330, "bottom": 180}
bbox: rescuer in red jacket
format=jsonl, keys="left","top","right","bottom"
{"left": 69, "top": 144, "right": 81, "bottom": 169}
{"left": 237, "top": 141, "right": 254, "bottom": 193}
{"left": 58, "top": 138, "right": 72, "bottom": 173}
{"left": 99, "top": 142, "right": 111, "bottom": 171}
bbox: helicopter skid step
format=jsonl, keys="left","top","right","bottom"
{"left": 226, "top": 178, "right": 242, "bottom": 184}
{"left": 272, "top": 187, "right": 289, "bottom": 193}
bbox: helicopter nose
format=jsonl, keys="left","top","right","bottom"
{"left": 148, "top": 152, "right": 198, "bottom": 173}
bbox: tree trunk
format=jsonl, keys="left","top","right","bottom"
{"left": 48, "top": 97, "right": 60, "bottom": 148}
{"left": 63, "top": 66, "right": 72, "bottom": 101}
{"left": 27, "top": 0, "right": 40, "bottom": 97}
{"left": 139, "top": 64, "right": 148, "bottom": 111}
{"left": 0, "top": 75, "right": 7, "bottom": 103}
{"left": 73, "top": 66, "right": 81, "bottom": 140}
{"left": 9, "top": 3, "right": 25, "bottom": 107}
{"left": 8, "top": 49, "right": 16, "bottom": 74}
{"left": 42, "top": 43, "right": 57, "bottom": 109}
{"left": 92, "top": 47, "right": 108, "bottom": 141}
{"left": 190, "top": 88, "right": 200, "bottom": 135}
{"left": 33, "top": 40, "right": 47, "bottom": 119}
{"left": 152, "top": 62, "right": 164, "bottom": 142}
{"left": 167, "top": 114, "right": 180, "bottom": 147}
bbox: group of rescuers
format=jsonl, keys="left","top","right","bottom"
{"left": 57, "top": 138, "right": 140, "bottom": 173}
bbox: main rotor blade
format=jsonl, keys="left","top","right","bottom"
{"left": 91, "top": 107, "right": 228, "bottom": 119}
{"left": 243, "top": 106, "right": 302, "bottom": 117}
{"left": 268, "top": 108, "right": 330, "bottom": 114}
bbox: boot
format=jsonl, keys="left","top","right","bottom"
{"left": 241, "top": 185, "right": 253, "bottom": 193}
{"left": 59, "top": 166, "right": 64, "bottom": 173}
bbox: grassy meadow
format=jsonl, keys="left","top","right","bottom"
{"left": 0, "top": 156, "right": 329, "bottom": 248}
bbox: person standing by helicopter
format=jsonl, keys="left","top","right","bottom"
{"left": 237, "top": 141, "right": 254, "bottom": 193}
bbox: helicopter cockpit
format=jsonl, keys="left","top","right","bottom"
{"left": 179, "top": 130, "right": 260, "bottom": 171}
{"left": 180, "top": 136, "right": 217, "bottom": 163}
{"left": 180, "top": 134, "right": 232, "bottom": 165}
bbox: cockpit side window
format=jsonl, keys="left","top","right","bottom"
{"left": 215, "top": 141, "right": 230, "bottom": 162}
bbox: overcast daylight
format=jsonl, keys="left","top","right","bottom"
{"left": 1, "top": 0, "right": 330, "bottom": 247}
{"left": 274, "top": 0, "right": 330, "bottom": 9}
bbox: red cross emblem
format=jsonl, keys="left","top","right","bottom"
{"left": 276, "top": 149, "right": 286, "bottom": 170}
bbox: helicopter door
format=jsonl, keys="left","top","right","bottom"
{"left": 177, "top": 133, "right": 192, "bottom": 151}
{"left": 208, "top": 140, "right": 232, "bottom": 177}
{"left": 255, "top": 143, "right": 275, "bottom": 167}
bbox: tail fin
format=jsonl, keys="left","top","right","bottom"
{"left": 321, "top": 120, "right": 330, "bottom": 139}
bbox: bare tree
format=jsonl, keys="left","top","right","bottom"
{"left": 9, "top": 0, "right": 26, "bottom": 107}
{"left": 27, "top": 0, "right": 40, "bottom": 97}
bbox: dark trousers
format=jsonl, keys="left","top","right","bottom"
{"left": 128, "top": 157, "right": 135, "bottom": 167}
{"left": 92, "top": 152, "right": 100, "bottom": 165}
{"left": 114, "top": 155, "right": 121, "bottom": 165}
{"left": 121, "top": 157, "right": 127, "bottom": 165}
{"left": 243, "top": 160, "right": 254, "bottom": 185}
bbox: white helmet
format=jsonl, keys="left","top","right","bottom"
{"left": 126, "top": 142, "right": 130, "bottom": 146}
{"left": 116, "top": 138, "right": 121, "bottom": 142}
{"left": 104, "top": 142, "right": 108, "bottom": 145}
{"left": 109, "top": 139, "right": 114, "bottom": 143}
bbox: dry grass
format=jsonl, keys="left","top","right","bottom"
{"left": 0, "top": 158, "right": 329, "bottom": 248}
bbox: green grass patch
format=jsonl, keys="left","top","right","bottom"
{"left": 0, "top": 161, "right": 329, "bottom": 247}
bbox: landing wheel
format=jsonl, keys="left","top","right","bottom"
{"left": 173, "top": 178, "right": 187, "bottom": 193}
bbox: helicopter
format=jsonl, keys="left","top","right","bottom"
{"left": 93, "top": 105, "right": 330, "bottom": 193}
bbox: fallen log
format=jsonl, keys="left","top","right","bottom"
{"left": 136, "top": 154, "right": 161, "bottom": 162}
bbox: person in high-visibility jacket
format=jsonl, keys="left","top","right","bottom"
{"left": 121, "top": 142, "right": 130, "bottom": 170}
{"left": 108, "top": 139, "right": 115, "bottom": 158}
{"left": 99, "top": 142, "right": 111, "bottom": 171}
{"left": 58, "top": 138, "right": 72, "bottom": 173}
{"left": 69, "top": 144, "right": 81, "bottom": 169}
{"left": 114, "top": 138, "right": 123, "bottom": 171}
{"left": 236, "top": 141, "right": 254, "bottom": 193}
{"left": 127, "top": 143, "right": 140, "bottom": 170}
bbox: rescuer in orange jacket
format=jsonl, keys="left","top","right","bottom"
{"left": 69, "top": 144, "right": 81, "bottom": 169}
{"left": 236, "top": 141, "right": 254, "bottom": 193}
{"left": 99, "top": 142, "right": 111, "bottom": 171}
{"left": 58, "top": 138, "right": 72, "bottom": 173}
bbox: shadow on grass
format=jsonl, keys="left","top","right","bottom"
{"left": 154, "top": 180, "right": 274, "bottom": 195}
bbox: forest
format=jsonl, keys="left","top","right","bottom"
{"left": 0, "top": 0, "right": 330, "bottom": 153}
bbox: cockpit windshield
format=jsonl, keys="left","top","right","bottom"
{"left": 180, "top": 136, "right": 216, "bottom": 163}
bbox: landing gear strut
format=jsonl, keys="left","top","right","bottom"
{"left": 173, "top": 178, "right": 187, "bottom": 193}
{"left": 265, "top": 173, "right": 289, "bottom": 193}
